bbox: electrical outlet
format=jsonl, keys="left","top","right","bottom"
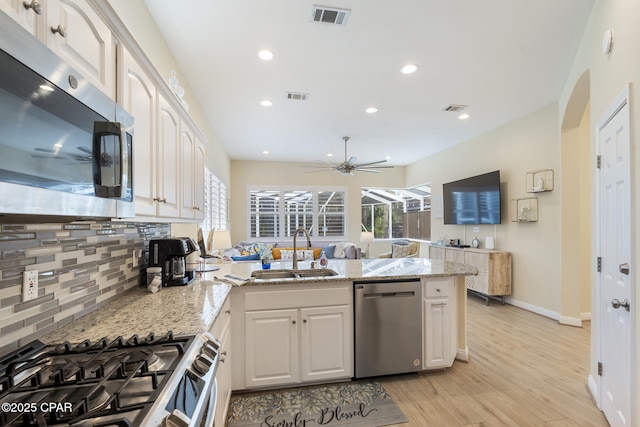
{"left": 132, "top": 249, "right": 138, "bottom": 267}
{"left": 473, "top": 226, "right": 480, "bottom": 232}
{"left": 22, "top": 270, "right": 38, "bottom": 302}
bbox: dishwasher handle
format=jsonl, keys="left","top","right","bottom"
{"left": 363, "top": 291, "right": 416, "bottom": 299}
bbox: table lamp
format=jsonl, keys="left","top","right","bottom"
{"left": 360, "top": 231, "right": 374, "bottom": 258}
{"left": 211, "top": 230, "right": 232, "bottom": 258}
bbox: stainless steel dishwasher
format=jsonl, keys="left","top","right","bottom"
{"left": 354, "top": 278, "right": 422, "bottom": 378}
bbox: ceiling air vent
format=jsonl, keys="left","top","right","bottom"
{"left": 311, "top": 5, "right": 350, "bottom": 26}
{"left": 442, "top": 104, "right": 468, "bottom": 112}
{"left": 286, "top": 92, "right": 309, "bottom": 101}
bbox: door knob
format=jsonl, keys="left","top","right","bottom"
{"left": 611, "top": 298, "right": 631, "bottom": 312}
{"left": 619, "top": 263, "right": 630, "bottom": 275}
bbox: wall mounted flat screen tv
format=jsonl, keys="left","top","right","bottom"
{"left": 442, "top": 170, "right": 501, "bottom": 225}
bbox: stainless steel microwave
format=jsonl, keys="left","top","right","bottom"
{"left": 0, "top": 10, "right": 134, "bottom": 219}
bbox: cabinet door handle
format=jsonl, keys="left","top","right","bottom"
{"left": 292, "top": 320, "right": 296, "bottom": 325}
{"left": 51, "top": 24, "right": 67, "bottom": 38}
{"left": 225, "top": 309, "right": 231, "bottom": 315}
{"left": 23, "top": 0, "right": 43, "bottom": 14}
{"left": 303, "top": 319, "right": 307, "bottom": 323}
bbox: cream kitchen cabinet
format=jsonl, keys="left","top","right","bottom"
{"left": 180, "top": 125, "right": 205, "bottom": 220}
{"left": 0, "top": 0, "right": 43, "bottom": 37}
{"left": 46, "top": 0, "right": 114, "bottom": 98}
{"left": 1, "top": 0, "right": 114, "bottom": 97}
{"left": 154, "top": 94, "right": 182, "bottom": 218}
{"left": 233, "top": 283, "right": 353, "bottom": 390}
{"left": 210, "top": 296, "right": 231, "bottom": 427}
{"left": 423, "top": 278, "right": 457, "bottom": 369}
{"left": 120, "top": 47, "right": 158, "bottom": 217}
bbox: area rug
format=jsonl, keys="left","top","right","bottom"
{"left": 227, "top": 380, "right": 408, "bottom": 427}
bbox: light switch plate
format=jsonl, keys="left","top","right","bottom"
{"left": 22, "top": 270, "right": 38, "bottom": 302}
{"left": 473, "top": 226, "right": 480, "bottom": 232}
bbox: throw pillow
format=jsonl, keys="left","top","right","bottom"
{"left": 334, "top": 242, "right": 346, "bottom": 258}
{"left": 392, "top": 243, "right": 412, "bottom": 258}
{"left": 280, "top": 249, "right": 314, "bottom": 260}
{"left": 344, "top": 245, "right": 358, "bottom": 259}
{"left": 321, "top": 245, "right": 336, "bottom": 259}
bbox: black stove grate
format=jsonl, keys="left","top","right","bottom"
{"left": 0, "top": 331, "right": 192, "bottom": 427}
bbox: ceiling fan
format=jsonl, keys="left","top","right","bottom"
{"left": 302, "top": 136, "right": 394, "bottom": 175}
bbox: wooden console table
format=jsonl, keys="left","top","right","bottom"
{"left": 429, "top": 246, "right": 512, "bottom": 304}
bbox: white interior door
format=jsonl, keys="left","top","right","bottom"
{"left": 597, "top": 86, "right": 632, "bottom": 427}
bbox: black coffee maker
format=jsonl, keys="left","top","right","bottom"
{"left": 148, "top": 238, "right": 197, "bottom": 286}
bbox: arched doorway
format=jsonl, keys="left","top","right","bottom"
{"left": 560, "top": 69, "right": 591, "bottom": 325}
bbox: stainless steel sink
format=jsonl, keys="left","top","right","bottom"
{"left": 251, "top": 269, "right": 297, "bottom": 279}
{"left": 250, "top": 268, "right": 339, "bottom": 280}
{"left": 295, "top": 269, "right": 339, "bottom": 277}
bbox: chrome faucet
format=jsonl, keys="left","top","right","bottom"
{"left": 292, "top": 227, "right": 311, "bottom": 270}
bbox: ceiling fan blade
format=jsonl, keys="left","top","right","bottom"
{"left": 346, "top": 156, "right": 357, "bottom": 165}
{"left": 360, "top": 165, "right": 395, "bottom": 169}
{"left": 354, "top": 159, "right": 388, "bottom": 167}
{"left": 353, "top": 168, "right": 381, "bottom": 173}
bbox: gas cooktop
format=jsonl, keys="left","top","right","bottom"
{"left": 0, "top": 331, "right": 219, "bottom": 427}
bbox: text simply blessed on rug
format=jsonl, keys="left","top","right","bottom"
{"left": 227, "top": 380, "right": 408, "bottom": 427}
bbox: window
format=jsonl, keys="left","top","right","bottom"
{"left": 361, "top": 184, "right": 431, "bottom": 241}
{"left": 249, "top": 187, "right": 346, "bottom": 240}
{"left": 202, "top": 167, "right": 227, "bottom": 237}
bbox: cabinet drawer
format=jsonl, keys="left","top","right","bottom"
{"left": 425, "top": 285, "right": 450, "bottom": 298}
{"left": 245, "top": 287, "right": 350, "bottom": 311}
{"left": 424, "top": 279, "right": 451, "bottom": 298}
{"left": 210, "top": 296, "right": 231, "bottom": 338}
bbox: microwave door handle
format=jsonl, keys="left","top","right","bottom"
{"left": 92, "top": 121, "right": 124, "bottom": 198}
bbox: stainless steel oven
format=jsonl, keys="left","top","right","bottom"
{"left": 0, "top": 10, "right": 134, "bottom": 219}
{"left": 0, "top": 331, "right": 221, "bottom": 427}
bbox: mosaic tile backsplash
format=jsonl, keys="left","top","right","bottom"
{"left": 0, "top": 221, "right": 171, "bottom": 356}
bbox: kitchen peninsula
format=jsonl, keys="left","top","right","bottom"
{"left": 38, "top": 257, "right": 476, "bottom": 424}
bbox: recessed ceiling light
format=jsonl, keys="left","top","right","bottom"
{"left": 260, "top": 100, "right": 273, "bottom": 107}
{"left": 258, "top": 50, "right": 274, "bottom": 60}
{"left": 458, "top": 113, "right": 470, "bottom": 120}
{"left": 365, "top": 107, "right": 378, "bottom": 114}
{"left": 400, "top": 64, "right": 418, "bottom": 74}
{"left": 327, "top": 153, "right": 333, "bottom": 157}
{"left": 39, "top": 84, "right": 54, "bottom": 92}
{"left": 385, "top": 156, "right": 392, "bottom": 160}
{"left": 262, "top": 150, "right": 269, "bottom": 155}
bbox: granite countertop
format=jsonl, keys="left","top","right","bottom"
{"left": 42, "top": 279, "right": 232, "bottom": 344}
{"left": 40, "top": 257, "right": 475, "bottom": 344}
{"left": 216, "top": 257, "right": 478, "bottom": 285}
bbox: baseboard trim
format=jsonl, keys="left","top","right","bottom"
{"left": 456, "top": 346, "right": 469, "bottom": 363}
{"left": 588, "top": 374, "right": 601, "bottom": 409}
{"left": 504, "top": 297, "right": 560, "bottom": 321}
{"left": 559, "top": 316, "right": 583, "bottom": 327}
{"left": 580, "top": 312, "right": 592, "bottom": 321}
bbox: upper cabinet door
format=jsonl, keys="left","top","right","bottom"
{"left": 180, "top": 124, "right": 196, "bottom": 218}
{"left": 0, "top": 0, "right": 43, "bottom": 37}
{"left": 156, "top": 94, "right": 181, "bottom": 218}
{"left": 46, "top": 0, "right": 115, "bottom": 98}
{"left": 121, "top": 47, "right": 158, "bottom": 218}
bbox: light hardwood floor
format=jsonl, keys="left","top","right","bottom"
{"left": 381, "top": 294, "right": 610, "bottom": 427}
